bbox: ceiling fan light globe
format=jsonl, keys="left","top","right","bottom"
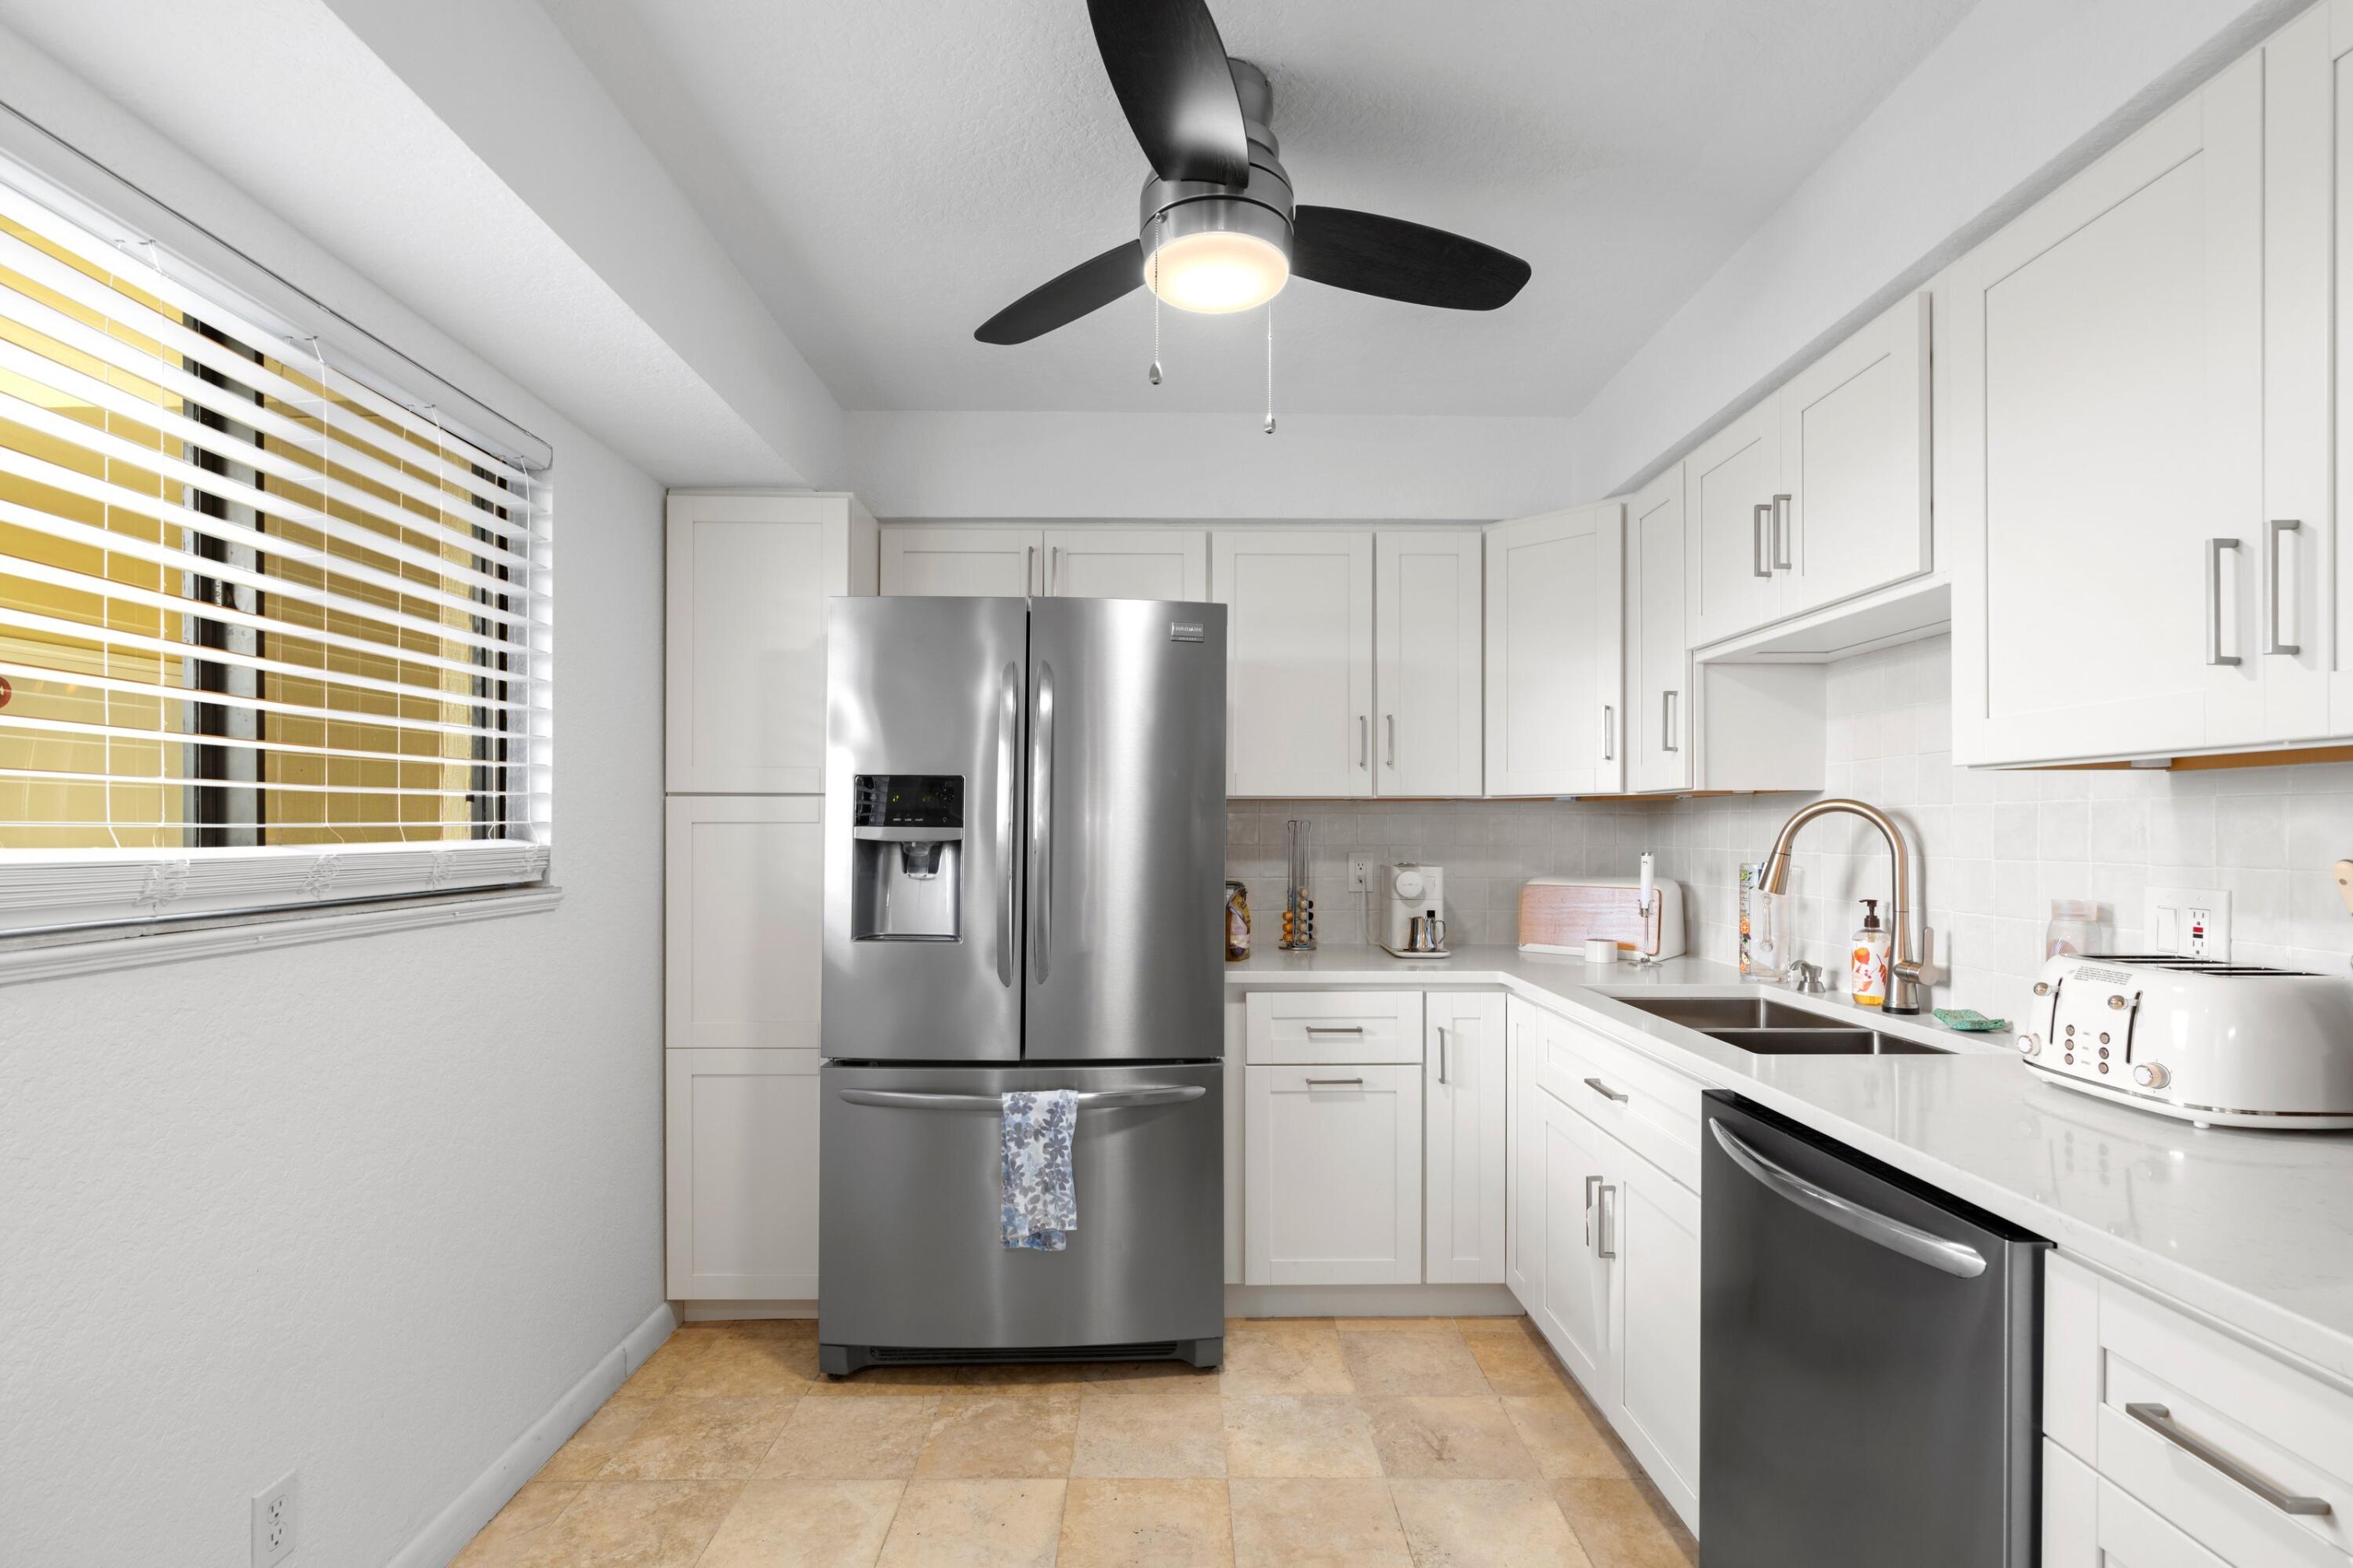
{"left": 1146, "top": 230, "right": 1289, "bottom": 313}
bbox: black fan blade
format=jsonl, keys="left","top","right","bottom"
{"left": 975, "top": 241, "right": 1145, "bottom": 344}
{"left": 1290, "top": 206, "right": 1531, "bottom": 311}
{"left": 1086, "top": 0, "right": 1249, "bottom": 186}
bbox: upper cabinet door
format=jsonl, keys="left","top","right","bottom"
{"left": 666, "top": 491, "right": 877, "bottom": 794}
{"left": 1486, "top": 504, "right": 1624, "bottom": 796}
{"left": 1041, "top": 528, "right": 1209, "bottom": 600}
{"left": 1948, "top": 51, "right": 2267, "bottom": 765}
{"left": 1375, "top": 530, "right": 1484, "bottom": 797}
{"left": 1215, "top": 529, "right": 1376, "bottom": 798}
{"left": 1779, "top": 293, "right": 1933, "bottom": 619}
{"left": 1685, "top": 398, "right": 1781, "bottom": 647}
{"left": 1626, "top": 467, "right": 1689, "bottom": 795}
{"left": 880, "top": 526, "right": 1042, "bottom": 595}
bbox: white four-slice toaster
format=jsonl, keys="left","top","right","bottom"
{"left": 2017, "top": 953, "right": 2353, "bottom": 1130}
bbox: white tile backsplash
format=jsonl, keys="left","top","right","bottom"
{"left": 1227, "top": 632, "right": 2353, "bottom": 1018}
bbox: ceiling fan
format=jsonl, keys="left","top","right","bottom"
{"left": 973, "top": 0, "right": 1533, "bottom": 345}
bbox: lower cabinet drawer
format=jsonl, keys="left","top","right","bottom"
{"left": 1245, "top": 989, "right": 1424, "bottom": 1065}
{"left": 2046, "top": 1254, "right": 2353, "bottom": 1566}
{"left": 1533, "top": 1012, "right": 1705, "bottom": 1191}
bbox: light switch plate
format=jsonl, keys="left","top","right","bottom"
{"left": 2144, "top": 887, "right": 2230, "bottom": 959}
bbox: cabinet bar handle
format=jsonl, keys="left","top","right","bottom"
{"left": 2265, "top": 518, "right": 2301, "bottom": 656}
{"left": 1585, "top": 1075, "right": 1629, "bottom": 1102}
{"left": 2206, "top": 537, "right": 2242, "bottom": 667}
{"left": 1027, "top": 543, "right": 1038, "bottom": 595}
{"left": 2125, "top": 1403, "right": 2331, "bottom": 1517}
{"left": 1304, "top": 1024, "right": 1366, "bottom": 1035}
{"left": 1661, "top": 689, "right": 1680, "bottom": 753}
{"left": 1597, "top": 1182, "right": 1619, "bottom": 1258}
{"left": 1304, "top": 1076, "right": 1366, "bottom": 1087}
{"left": 1771, "top": 493, "right": 1792, "bottom": 570}
{"left": 1752, "top": 504, "right": 1773, "bottom": 578}
{"left": 1358, "top": 714, "right": 1368, "bottom": 768}
{"left": 1385, "top": 714, "right": 1396, "bottom": 768}
{"left": 1602, "top": 704, "right": 1615, "bottom": 761}
{"left": 1438, "top": 1025, "right": 1449, "bottom": 1085}
{"left": 1584, "top": 1173, "right": 1602, "bottom": 1248}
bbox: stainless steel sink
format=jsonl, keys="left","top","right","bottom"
{"left": 1610, "top": 993, "right": 1948, "bottom": 1055}
{"left": 1703, "top": 1027, "right": 1945, "bottom": 1057}
{"left": 1609, "top": 995, "right": 1828, "bottom": 1031}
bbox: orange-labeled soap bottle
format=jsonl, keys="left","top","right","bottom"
{"left": 1850, "top": 899, "right": 1891, "bottom": 1007}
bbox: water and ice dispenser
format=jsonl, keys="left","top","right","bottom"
{"left": 849, "top": 773, "right": 964, "bottom": 941}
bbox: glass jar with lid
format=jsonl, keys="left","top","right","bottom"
{"left": 2046, "top": 899, "right": 2106, "bottom": 959}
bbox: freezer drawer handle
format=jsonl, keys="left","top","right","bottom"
{"left": 2125, "top": 1403, "right": 2332, "bottom": 1517}
{"left": 1708, "top": 1119, "right": 1987, "bottom": 1279}
{"left": 837, "top": 1085, "right": 1207, "bottom": 1111}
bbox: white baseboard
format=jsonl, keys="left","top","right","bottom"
{"left": 1224, "top": 1282, "right": 1521, "bottom": 1318}
{"left": 680, "top": 1299, "right": 816, "bottom": 1322}
{"left": 388, "top": 1299, "right": 678, "bottom": 1568}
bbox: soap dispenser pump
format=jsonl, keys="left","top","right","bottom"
{"left": 1851, "top": 899, "right": 1892, "bottom": 1008}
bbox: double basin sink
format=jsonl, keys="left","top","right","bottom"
{"left": 1610, "top": 994, "right": 1947, "bottom": 1057}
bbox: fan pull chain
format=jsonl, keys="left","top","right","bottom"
{"left": 1263, "top": 300, "right": 1276, "bottom": 435}
{"left": 1148, "top": 213, "right": 1166, "bottom": 386}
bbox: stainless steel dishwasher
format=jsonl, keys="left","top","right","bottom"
{"left": 1701, "top": 1093, "right": 2048, "bottom": 1566}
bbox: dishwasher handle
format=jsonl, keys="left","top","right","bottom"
{"left": 1709, "top": 1119, "right": 1988, "bottom": 1279}
{"left": 838, "top": 1085, "right": 1206, "bottom": 1111}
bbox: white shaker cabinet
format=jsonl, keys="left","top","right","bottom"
{"left": 1485, "top": 504, "right": 1624, "bottom": 795}
{"left": 1949, "top": 27, "right": 2316, "bottom": 765}
{"left": 1776, "top": 292, "right": 1933, "bottom": 619}
{"left": 1506, "top": 1000, "right": 1544, "bottom": 1308}
{"left": 665, "top": 797, "right": 824, "bottom": 1050}
{"left": 1041, "top": 527, "right": 1208, "bottom": 599}
{"left": 666, "top": 1047, "right": 821, "bottom": 1300}
{"left": 664, "top": 490, "right": 877, "bottom": 793}
{"left": 1244, "top": 1063, "right": 1424, "bottom": 1285}
{"left": 879, "top": 525, "right": 1042, "bottom": 595}
{"left": 1424, "top": 991, "right": 1507, "bottom": 1283}
{"left": 1533, "top": 1075, "right": 1614, "bottom": 1392}
{"left": 1686, "top": 400, "right": 1782, "bottom": 648}
{"left": 1375, "top": 530, "right": 1484, "bottom": 797}
{"left": 1610, "top": 1151, "right": 1703, "bottom": 1527}
{"left": 1215, "top": 529, "right": 1376, "bottom": 798}
{"left": 1626, "top": 467, "right": 1690, "bottom": 794}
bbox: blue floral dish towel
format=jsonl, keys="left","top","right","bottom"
{"left": 1001, "top": 1089, "right": 1078, "bottom": 1251}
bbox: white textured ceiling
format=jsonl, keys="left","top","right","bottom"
{"left": 544, "top": 0, "right": 1977, "bottom": 417}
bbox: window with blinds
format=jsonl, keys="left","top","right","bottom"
{"left": 0, "top": 172, "right": 551, "bottom": 934}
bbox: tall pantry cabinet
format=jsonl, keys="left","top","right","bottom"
{"left": 664, "top": 491, "right": 878, "bottom": 1301}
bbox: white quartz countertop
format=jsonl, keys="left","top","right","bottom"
{"left": 1227, "top": 945, "right": 2353, "bottom": 1390}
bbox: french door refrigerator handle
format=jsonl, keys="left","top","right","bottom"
{"left": 1031, "top": 659, "right": 1055, "bottom": 982}
{"left": 2124, "top": 1403, "right": 2333, "bottom": 1517}
{"left": 996, "top": 660, "right": 1020, "bottom": 988}
{"left": 837, "top": 1085, "right": 1208, "bottom": 1111}
{"left": 1710, "top": 1119, "right": 1987, "bottom": 1279}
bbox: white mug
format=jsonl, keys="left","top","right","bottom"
{"left": 1584, "top": 937, "right": 1618, "bottom": 964}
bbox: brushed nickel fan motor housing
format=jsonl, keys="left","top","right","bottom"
{"left": 1137, "top": 59, "right": 1293, "bottom": 271}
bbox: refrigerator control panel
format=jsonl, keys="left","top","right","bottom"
{"left": 853, "top": 773, "right": 964, "bottom": 829}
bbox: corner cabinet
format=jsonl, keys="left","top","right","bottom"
{"left": 664, "top": 491, "right": 876, "bottom": 793}
{"left": 1507, "top": 998, "right": 1702, "bottom": 1533}
{"left": 1951, "top": 7, "right": 2340, "bottom": 766}
{"left": 1424, "top": 991, "right": 1507, "bottom": 1283}
{"left": 1485, "top": 503, "right": 1624, "bottom": 795}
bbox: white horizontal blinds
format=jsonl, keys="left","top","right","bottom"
{"left": 0, "top": 177, "right": 552, "bottom": 928}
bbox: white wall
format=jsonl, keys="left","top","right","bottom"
{"left": 1569, "top": 0, "right": 2309, "bottom": 495}
{"left": 850, "top": 410, "right": 1576, "bottom": 521}
{"left": 0, "top": 30, "right": 670, "bottom": 1568}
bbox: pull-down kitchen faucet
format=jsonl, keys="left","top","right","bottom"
{"left": 1759, "top": 798, "right": 1926, "bottom": 1015}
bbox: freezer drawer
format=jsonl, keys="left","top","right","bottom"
{"left": 818, "top": 1061, "right": 1224, "bottom": 1372}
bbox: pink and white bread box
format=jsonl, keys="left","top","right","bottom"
{"left": 1518, "top": 876, "right": 1686, "bottom": 959}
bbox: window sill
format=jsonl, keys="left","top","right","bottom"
{"left": 0, "top": 885, "right": 563, "bottom": 986}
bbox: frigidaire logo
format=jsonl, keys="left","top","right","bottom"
{"left": 1169, "top": 622, "right": 1204, "bottom": 642}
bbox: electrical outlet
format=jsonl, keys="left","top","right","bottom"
{"left": 252, "top": 1472, "right": 296, "bottom": 1567}
{"left": 1349, "top": 857, "right": 1372, "bottom": 892}
{"left": 2144, "top": 887, "right": 2230, "bottom": 960}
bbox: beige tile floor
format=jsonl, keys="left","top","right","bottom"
{"left": 456, "top": 1314, "right": 1700, "bottom": 1567}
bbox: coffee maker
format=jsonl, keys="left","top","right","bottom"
{"left": 1377, "top": 863, "right": 1449, "bottom": 959}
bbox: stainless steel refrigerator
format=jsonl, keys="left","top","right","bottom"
{"left": 817, "top": 595, "right": 1227, "bottom": 1376}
